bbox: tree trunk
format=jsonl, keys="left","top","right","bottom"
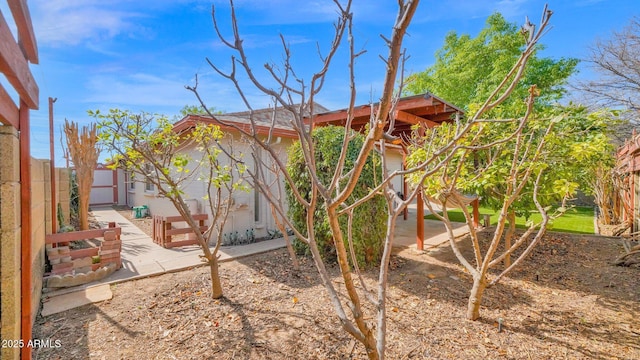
{"left": 63, "top": 121, "right": 98, "bottom": 230}
{"left": 209, "top": 257, "right": 223, "bottom": 299}
{"left": 78, "top": 188, "right": 90, "bottom": 230}
{"left": 367, "top": 348, "right": 380, "bottom": 360}
{"left": 283, "top": 233, "right": 300, "bottom": 271}
{"left": 326, "top": 206, "right": 379, "bottom": 359}
{"left": 467, "top": 275, "right": 487, "bottom": 320}
{"left": 271, "top": 205, "right": 299, "bottom": 270}
{"left": 504, "top": 211, "right": 516, "bottom": 268}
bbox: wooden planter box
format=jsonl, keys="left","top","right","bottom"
{"left": 45, "top": 223, "right": 122, "bottom": 277}
{"left": 152, "top": 214, "right": 208, "bottom": 248}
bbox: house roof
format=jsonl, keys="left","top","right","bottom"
{"left": 173, "top": 102, "right": 330, "bottom": 139}
{"left": 311, "top": 93, "right": 464, "bottom": 138}
{"left": 172, "top": 93, "right": 463, "bottom": 141}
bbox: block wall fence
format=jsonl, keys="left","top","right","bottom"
{"left": 1, "top": 125, "right": 70, "bottom": 359}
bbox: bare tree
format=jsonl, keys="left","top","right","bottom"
{"left": 188, "top": 1, "right": 551, "bottom": 357}
{"left": 576, "top": 16, "right": 640, "bottom": 115}
{"left": 63, "top": 120, "right": 100, "bottom": 230}
{"left": 94, "top": 110, "right": 244, "bottom": 299}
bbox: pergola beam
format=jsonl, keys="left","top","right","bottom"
{"left": 394, "top": 110, "right": 439, "bottom": 128}
{"left": 7, "top": 0, "right": 38, "bottom": 64}
{"left": 0, "top": 13, "right": 38, "bottom": 109}
{"left": 312, "top": 105, "right": 374, "bottom": 124}
{"left": 0, "top": 84, "right": 19, "bottom": 128}
{"left": 395, "top": 95, "right": 434, "bottom": 110}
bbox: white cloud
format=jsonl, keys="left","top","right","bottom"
{"left": 31, "top": 0, "right": 149, "bottom": 47}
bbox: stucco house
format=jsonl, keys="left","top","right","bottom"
{"left": 111, "top": 93, "right": 464, "bottom": 244}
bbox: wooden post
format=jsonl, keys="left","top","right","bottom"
{"left": 472, "top": 198, "right": 480, "bottom": 229}
{"left": 164, "top": 217, "right": 170, "bottom": 247}
{"left": 19, "top": 101, "right": 32, "bottom": 360}
{"left": 49, "top": 97, "right": 57, "bottom": 233}
{"left": 112, "top": 168, "right": 118, "bottom": 204}
{"left": 416, "top": 188, "right": 424, "bottom": 250}
{"left": 402, "top": 147, "right": 408, "bottom": 221}
{"left": 415, "top": 124, "right": 426, "bottom": 250}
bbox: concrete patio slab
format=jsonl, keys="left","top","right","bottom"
{"left": 41, "top": 284, "right": 112, "bottom": 316}
{"left": 41, "top": 205, "right": 470, "bottom": 315}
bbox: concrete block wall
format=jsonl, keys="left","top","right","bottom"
{"left": 56, "top": 168, "right": 71, "bottom": 225}
{"left": 0, "top": 127, "right": 59, "bottom": 359}
{"left": 42, "top": 161, "right": 52, "bottom": 235}
{"left": 0, "top": 125, "right": 22, "bottom": 360}
{"left": 30, "top": 159, "right": 49, "bottom": 324}
{"left": 56, "top": 168, "right": 71, "bottom": 226}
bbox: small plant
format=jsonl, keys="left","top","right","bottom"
{"left": 267, "top": 228, "right": 283, "bottom": 239}
{"left": 221, "top": 228, "right": 256, "bottom": 246}
{"left": 57, "top": 202, "right": 65, "bottom": 229}
{"left": 69, "top": 170, "right": 79, "bottom": 224}
{"left": 92, "top": 255, "right": 101, "bottom": 264}
{"left": 58, "top": 225, "right": 75, "bottom": 233}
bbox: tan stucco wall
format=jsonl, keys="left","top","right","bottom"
{"left": 1, "top": 125, "right": 22, "bottom": 360}
{"left": 30, "top": 159, "right": 49, "bottom": 324}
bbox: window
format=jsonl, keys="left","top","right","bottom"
{"left": 128, "top": 171, "right": 135, "bottom": 190}
{"left": 144, "top": 164, "right": 155, "bottom": 192}
{"left": 145, "top": 181, "right": 154, "bottom": 192}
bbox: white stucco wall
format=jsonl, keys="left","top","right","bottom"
{"left": 124, "top": 130, "right": 407, "bottom": 242}
{"left": 127, "top": 132, "right": 293, "bottom": 241}
{"left": 384, "top": 147, "right": 405, "bottom": 198}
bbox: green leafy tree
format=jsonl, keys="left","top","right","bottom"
{"left": 408, "top": 54, "right": 612, "bottom": 320}
{"left": 286, "top": 125, "right": 387, "bottom": 268}
{"left": 406, "top": 11, "right": 607, "bottom": 270}
{"left": 407, "top": 90, "right": 615, "bottom": 321}
{"left": 404, "top": 8, "right": 614, "bottom": 321}
{"left": 407, "top": 88, "right": 553, "bottom": 320}
{"left": 476, "top": 105, "right": 616, "bottom": 265}
{"left": 179, "top": 104, "right": 222, "bottom": 117}
{"left": 406, "top": 12, "right": 578, "bottom": 117}
{"left": 94, "top": 109, "right": 245, "bottom": 299}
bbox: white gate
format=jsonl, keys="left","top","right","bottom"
{"left": 89, "top": 165, "right": 118, "bottom": 206}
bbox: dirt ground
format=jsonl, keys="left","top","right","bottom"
{"left": 33, "top": 213, "right": 639, "bottom": 359}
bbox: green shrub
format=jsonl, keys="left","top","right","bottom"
{"left": 285, "top": 126, "right": 387, "bottom": 268}
{"left": 69, "top": 169, "right": 79, "bottom": 223}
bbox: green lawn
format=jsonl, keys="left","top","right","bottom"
{"left": 424, "top": 205, "right": 595, "bottom": 234}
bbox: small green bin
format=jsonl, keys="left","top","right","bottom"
{"left": 133, "top": 205, "right": 148, "bottom": 218}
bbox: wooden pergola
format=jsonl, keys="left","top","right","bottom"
{"left": 311, "top": 93, "right": 479, "bottom": 250}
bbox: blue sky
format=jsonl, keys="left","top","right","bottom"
{"left": 2, "top": 0, "right": 638, "bottom": 163}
